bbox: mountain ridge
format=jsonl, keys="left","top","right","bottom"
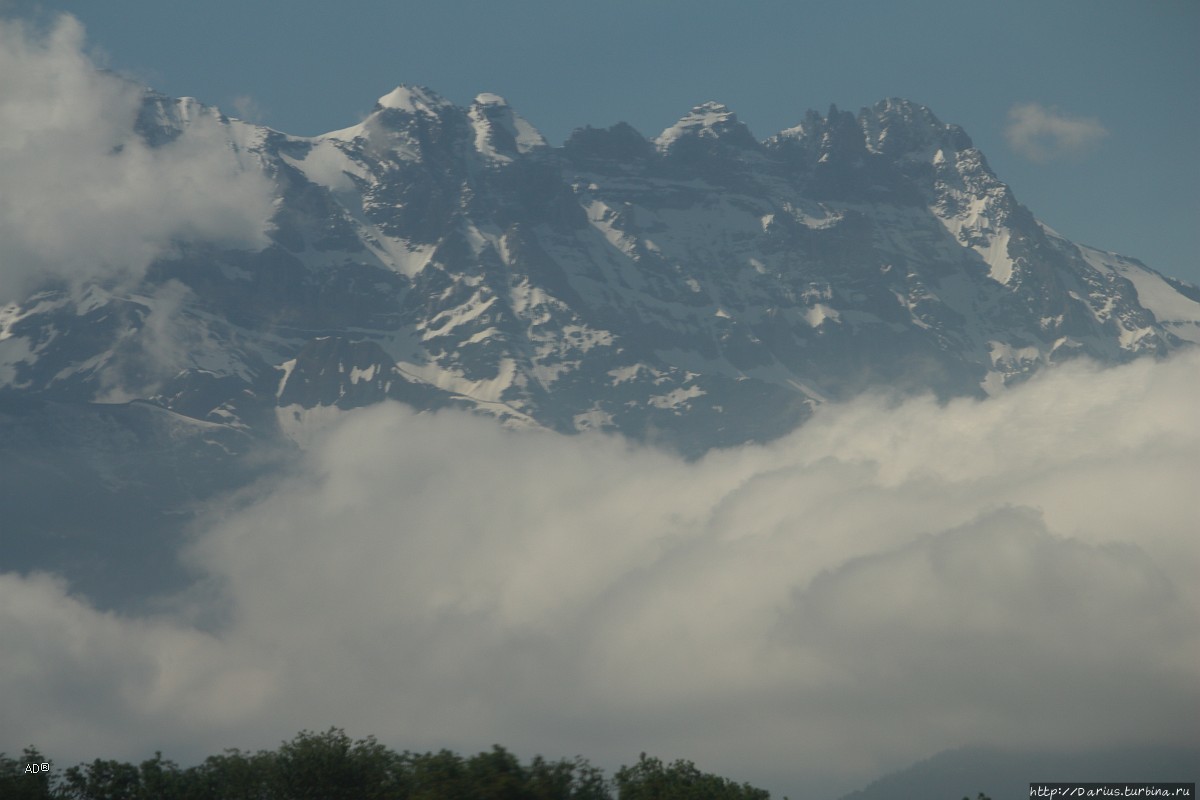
{"left": 3, "top": 86, "right": 1197, "bottom": 452}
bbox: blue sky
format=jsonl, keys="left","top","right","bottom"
{"left": 21, "top": 0, "right": 1200, "bottom": 283}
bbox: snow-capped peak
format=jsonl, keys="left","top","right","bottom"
{"left": 655, "top": 102, "right": 756, "bottom": 152}
{"left": 468, "top": 92, "right": 547, "bottom": 162}
{"left": 322, "top": 84, "right": 456, "bottom": 144}
{"left": 474, "top": 92, "right": 509, "bottom": 108}
{"left": 374, "top": 84, "right": 452, "bottom": 115}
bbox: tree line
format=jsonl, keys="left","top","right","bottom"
{"left": 0, "top": 728, "right": 774, "bottom": 800}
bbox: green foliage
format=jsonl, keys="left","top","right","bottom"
{"left": 60, "top": 758, "right": 142, "bottom": 800}
{"left": 5, "top": 730, "right": 775, "bottom": 800}
{"left": 274, "top": 728, "right": 401, "bottom": 799}
{"left": 189, "top": 748, "right": 277, "bottom": 800}
{"left": 614, "top": 753, "right": 770, "bottom": 800}
{"left": 527, "top": 755, "right": 611, "bottom": 800}
{"left": 406, "top": 748, "right": 470, "bottom": 800}
{"left": 134, "top": 753, "right": 187, "bottom": 800}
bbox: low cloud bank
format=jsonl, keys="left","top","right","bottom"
{"left": 0, "top": 14, "right": 273, "bottom": 303}
{"left": 2, "top": 352, "right": 1198, "bottom": 798}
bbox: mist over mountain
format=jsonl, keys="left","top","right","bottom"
{"left": 1, "top": 24, "right": 1198, "bottom": 799}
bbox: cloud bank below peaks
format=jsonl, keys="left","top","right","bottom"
{"left": 2, "top": 360, "right": 1198, "bottom": 796}
{"left": 0, "top": 14, "right": 273, "bottom": 303}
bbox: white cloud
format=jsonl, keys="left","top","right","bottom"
{"left": 1, "top": 351, "right": 1198, "bottom": 798}
{"left": 86, "top": 280, "right": 200, "bottom": 402}
{"left": 231, "top": 94, "right": 266, "bottom": 123}
{"left": 0, "top": 15, "right": 274, "bottom": 303}
{"left": 1005, "top": 102, "right": 1108, "bottom": 162}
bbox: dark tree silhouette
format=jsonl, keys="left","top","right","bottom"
{"left": 2, "top": 730, "right": 776, "bottom": 800}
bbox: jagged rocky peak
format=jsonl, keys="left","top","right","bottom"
{"left": 655, "top": 101, "right": 759, "bottom": 152}
{"left": 859, "top": 97, "right": 973, "bottom": 158}
{"left": 767, "top": 103, "right": 868, "bottom": 165}
{"left": 468, "top": 92, "right": 547, "bottom": 162}
{"left": 563, "top": 121, "right": 654, "bottom": 166}
{"left": 763, "top": 100, "right": 985, "bottom": 200}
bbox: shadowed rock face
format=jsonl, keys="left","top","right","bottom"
{"left": 2, "top": 87, "right": 1198, "bottom": 606}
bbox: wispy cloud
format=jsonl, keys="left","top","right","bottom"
{"left": 2, "top": 351, "right": 1198, "bottom": 798}
{"left": 1005, "top": 102, "right": 1108, "bottom": 162}
{"left": 0, "top": 14, "right": 274, "bottom": 303}
{"left": 231, "top": 94, "right": 265, "bottom": 123}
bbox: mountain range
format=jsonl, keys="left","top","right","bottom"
{"left": 2, "top": 84, "right": 1198, "bottom": 606}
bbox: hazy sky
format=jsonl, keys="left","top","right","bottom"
{"left": 14, "top": 0, "right": 1200, "bottom": 284}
